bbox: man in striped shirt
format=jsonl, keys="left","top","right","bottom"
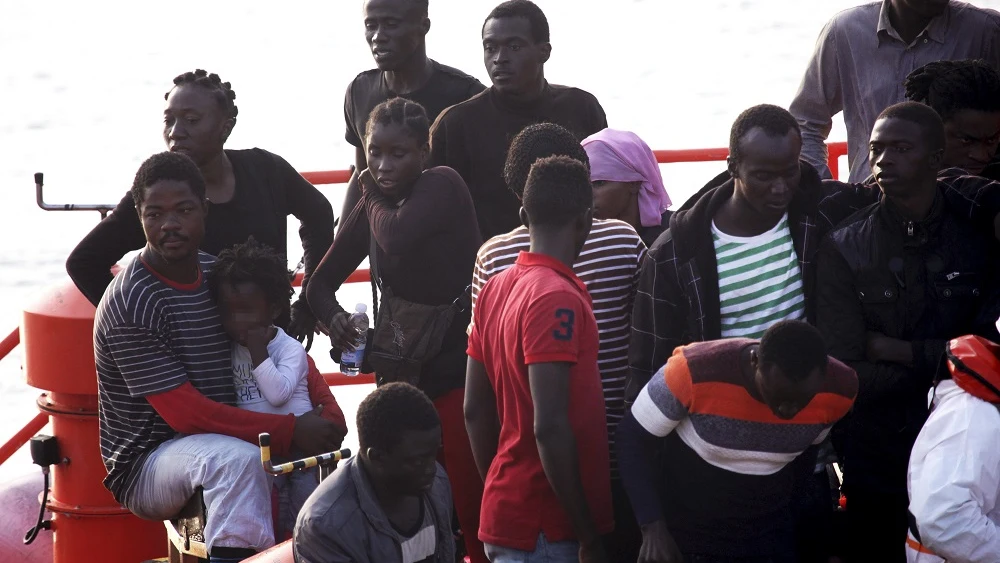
{"left": 468, "top": 122, "right": 645, "bottom": 561}
{"left": 94, "top": 152, "right": 343, "bottom": 563}
{"left": 617, "top": 320, "right": 857, "bottom": 561}
{"left": 628, "top": 104, "right": 869, "bottom": 396}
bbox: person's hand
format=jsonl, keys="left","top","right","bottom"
{"left": 578, "top": 538, "right": 609, "bottom": 563}
{"left": 246, "top": 325, "right": 275, "bottom": 366}
{"left": 327, "top": 311, "right": 357, "bottom": 352}
{"left": 866, "top": 331, "right": 913, "bottom": 365}
{"left": 358, "top": 168, "right": 378, "bottom": 197}
{"left": 638, "top": 520, "right": 683, "bottom": 563}
{"left": 288, "top": 299, "right": 318, "bottom": 351}
{"left": 865, "top": 331, "right": 887, "bottom": 362}
{"left": 292, "top": 406, "right": 345, "bottom": 456}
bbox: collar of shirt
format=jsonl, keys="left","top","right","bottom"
{"left": 877, "top": 0, "right": 950, "bottom": 46}
{"left": 515, "top": 251, "right": 588, "bottom": 295}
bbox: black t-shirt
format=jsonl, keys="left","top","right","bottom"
{"left": 429, "top": 83, "right": 608, "bottom": 240}
{"left": 343, "top": 60, "right": 486, "bottom": 148}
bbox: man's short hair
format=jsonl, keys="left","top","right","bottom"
{"left": 357, "top": 382, "right": 440, "bottom": 453}
{"left": 876, "top": 101, "right": 946, "bottom": 152}
{"left": 130, "top": 151, "right": 206, "bottom": 208}
{"left": 522, "top": 155, "right": 592, "bottom": 228}
{"left": 905, "top": 59, "right": 1000, "bottom": 121}
{"left": 729, "top": 104, "right": 801, "bottom": 167}
{"left": 483, "top": 0, "right": 549, "bottom": 43}
{"left": 504, "top": 123, "right": 590, "bottom": 199}
{"left": 758, "top": 320, "right": 828, "bottom": 382}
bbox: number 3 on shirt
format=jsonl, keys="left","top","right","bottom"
{"left": 553, "top": 308, "right": 575, "bottom": 341}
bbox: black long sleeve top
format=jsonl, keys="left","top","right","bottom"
{"left": 66, "top": 148, "right": 335, "bottom": 309}
{"left": 306, "top": 166, "right": 481, "bottom": 398}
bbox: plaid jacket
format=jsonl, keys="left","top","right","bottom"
{"left": 626, "top": 163, "right": 874, "bottom": 402}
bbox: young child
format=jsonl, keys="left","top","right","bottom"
{"left": 209, "top": 237, "right": 317, "bottom": 541}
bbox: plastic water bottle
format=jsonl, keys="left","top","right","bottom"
{"left": 339, "top": 303, "right": 369, "bottom": 376}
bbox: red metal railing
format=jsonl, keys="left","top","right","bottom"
{"left": 0, "top": 142, "right": 849, "bottom": 468}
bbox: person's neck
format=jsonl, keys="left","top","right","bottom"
{"left": 622, "top": 200, "right": 641, "bottom": 231}
{"left": 198, "top": 150, "right": 233, "bottom": 199}
{"left": 360, "top": 457, "right": 411, "bottom": 511}
{"left": 528, "top": 226, "right": 577, "bottom": 269}
{"left": 141, "top": 246, "right": 200, "bottom": 284}
{"left": 383, "top": 49, "right": 433, "bottom": 95}
{"left": 887, "top": 0, "right": 937, "bottom": 44}
{"left": 496, "top": 76, "right": 546, "bottom": 107}
{"left": 716, "top": 195, "right": 782, "bottom": 237}
{"left": 887, "top": 183, "right": 937, "bottom": 222}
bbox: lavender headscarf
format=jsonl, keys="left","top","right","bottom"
{"left": 582, "top": 128, "right": 671, "bottom": 227}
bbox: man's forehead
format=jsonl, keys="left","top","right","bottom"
{"left": 483, "top": 16, "right": 533, "bottom": 41}
{"left": 391, "top": 426, "right": 441, "bottom": 453}
{"left": 738, "top": 128, "right": 801, "bottom": 164}
{"left": 870, "top": 117, "right": 922, "bottom": 142}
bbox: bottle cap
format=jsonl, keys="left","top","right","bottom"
{"left": 355, "top": 303, "right": 368, "bottom": 314}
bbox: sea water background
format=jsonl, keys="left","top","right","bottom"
{"left": 3, "top": 0, "right": 999, "bottom": 480}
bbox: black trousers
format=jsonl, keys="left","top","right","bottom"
{"left": 605, "top": 477, "right": 642, "bottom": 563}
{"left": 844, "top": 487, "right": 909, "bottom": 563}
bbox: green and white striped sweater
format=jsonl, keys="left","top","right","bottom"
{"left": 712, "top": 214, "right": 805, "bottom": 338}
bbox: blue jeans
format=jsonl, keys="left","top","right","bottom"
{"left": 484, "top": 533, "right": 579, "bottom": 562}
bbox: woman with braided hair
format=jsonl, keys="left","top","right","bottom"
{"left": 904, "top": 59, "right": 1000, "bottom": 178}
{"left": 66, "top": 69, "right": 335, "bottom": 349}
{"left": 306, "top": 97, "right": 487, "bottom": 563}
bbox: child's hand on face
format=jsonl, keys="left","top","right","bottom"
{"left": 247, "top": 325, "right": 276, "bottom": 368}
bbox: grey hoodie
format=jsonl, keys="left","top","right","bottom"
{"left": 293, "top": 456, "right": 455, "bottom": 563}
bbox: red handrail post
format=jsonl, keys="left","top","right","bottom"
{"left": 827, "top": 141, "right": 848, "bottom": 180}
{"left": 0, "top": 327, "right": 19, "bottom": 361}
{"left": 0, "top": 411, "right": 48, "bottom": 467}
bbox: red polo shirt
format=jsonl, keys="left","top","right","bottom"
{"left": 467, "top": 251, "right": 613, "bottom": 551}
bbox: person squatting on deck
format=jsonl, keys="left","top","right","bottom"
{"left": 816, "top": 101, "right": 1000, "bottom": 563}
{"left": 429, "top": 0, "right": 608, "bottom": 241}
{"left": 465, "top": 155, "right": 614, "bottom": 563}
{"left": 295, "top": 382, "right": 456, "bottom": 563}
{"left": 67, "top": 69, "right": 334, "bottom": 349}
{"left": 617, "top": 320, "right": 857, "bottom": 562}
{"left": 305, "top": 97, "right": 487, "bottom": 562}
{"left": 338, "top": 0, "right": 486, "bottom": 220}
{"left": 93, "top": 152, "right": 345, "bottom": 563}
{"left": 468, "top": 122, "right": 645, "bottom": 563}
{"left": 790, "top": 0, "right": 1000, "bottom": 182}
{"left": 208, "top": 239, "right": 324, "bottom": 541}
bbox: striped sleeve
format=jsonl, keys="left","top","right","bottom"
{"left": 631, "top": 356, "right": 692, "bottom": 437}
{"left": 103, "top": 324, "right": 189, "bottom": 397}
{"left": 468, "top": 229, "right": 528, "bottom": 333}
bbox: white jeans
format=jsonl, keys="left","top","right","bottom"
{"left": 124, "top": 433, "right": 275, "bottom": 552}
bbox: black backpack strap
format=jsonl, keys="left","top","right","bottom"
{"left": 907, "top": 508, "right": 922, "bottom": 544}
{"left": 368, "top": 225, "right": 380, "bottom": 321}
{"left": 946, "top": 343, "right": 1000, "bottom": 399}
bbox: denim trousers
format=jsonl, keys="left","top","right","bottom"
{"left": 485, "top": 533, "right": 579, "bottom": 563}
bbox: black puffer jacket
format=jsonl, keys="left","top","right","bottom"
{"left": 816, "top": 182, "right": 1000, "bottom": 494}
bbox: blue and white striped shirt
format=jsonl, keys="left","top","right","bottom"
{"left": 94, "top": 252, "right": 233, "bottom": 501}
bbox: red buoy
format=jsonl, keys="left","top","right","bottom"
{"left": 21, "top": 279, "right": 165, "bottom": 563}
